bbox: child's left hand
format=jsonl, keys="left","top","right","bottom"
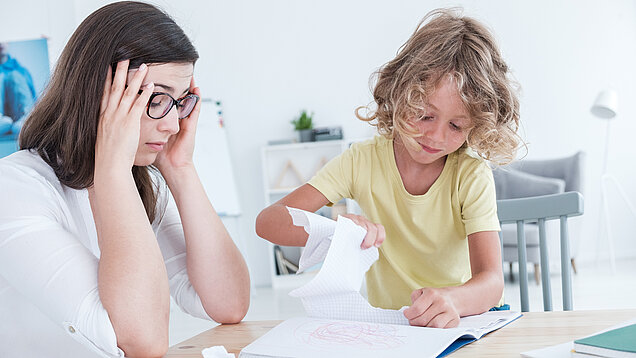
{"left": 154, "top": 77, "right": 201, "bottom": 173}
{"left": 403, "top": 287, "right": 460, "bottom": 328}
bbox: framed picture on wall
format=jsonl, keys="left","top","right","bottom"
{"left": 0, "top": 38, "right": 49, "bottom": 158}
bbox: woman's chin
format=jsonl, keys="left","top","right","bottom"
{"left": 133, "top": 153, "right": 158, "bottom": 167}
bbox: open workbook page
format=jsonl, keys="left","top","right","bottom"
{"left": 238, "top": 310, "right": 520, "bottom": 357}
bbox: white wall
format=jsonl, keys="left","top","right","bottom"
{"left": 3, "top": 0, "right": 635, "bottom": 287}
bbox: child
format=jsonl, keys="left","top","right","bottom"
{"left": 255, "top": 8, "right": 521, "bottom": 329}
{"left": 0, "top": 2, "right": 249, "bottom": 357}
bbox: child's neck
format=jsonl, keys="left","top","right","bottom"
{"left": 393, "top": 138, "right": 447, "bottom": 196}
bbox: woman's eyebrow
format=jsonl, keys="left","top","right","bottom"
{"left": 154, "top": 83, "right": 189, "bottom": 95}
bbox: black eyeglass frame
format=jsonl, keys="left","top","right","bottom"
{"left": 139, "top": 91, "right": 200, "bottom": 120}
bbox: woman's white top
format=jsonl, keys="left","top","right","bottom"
{"left": 0, "top": 150, "right": 212, "bottom": 357}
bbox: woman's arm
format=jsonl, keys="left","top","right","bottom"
{"left": 93, "top": 61, "right": 170, "bottom": 357}
{"left": 161, "top": 165, "right": 250, "bottom": 324}
{"left": 154, "top": 80, "right": 249, "bottom": 323}
{"left": 403, "top": 230, "right": 504, "bottom": 328}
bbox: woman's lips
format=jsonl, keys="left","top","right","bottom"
{"left": 420, "top": 143, "right": 442, "bottom": 153}
{"left": 146, "top": 142, "right": 165, "bottom": 151}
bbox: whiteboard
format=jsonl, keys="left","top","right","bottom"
{"left": 193, "top": 99, "right": 241, "bottom": 216}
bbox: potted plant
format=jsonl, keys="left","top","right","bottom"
{"left": 291, "top": 110, "right": 314, "bottom": 142}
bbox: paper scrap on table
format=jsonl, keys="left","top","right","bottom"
{"left": 202, "top": 346, "right": 235, "bottom": 358}
{"left": 287, "top": 207, "right": 409, "bottom": 325}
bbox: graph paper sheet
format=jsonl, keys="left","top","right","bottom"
{"left": 287, "top": 207, "right": 409, "bottom": 325}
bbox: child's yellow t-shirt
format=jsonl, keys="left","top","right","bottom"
{"left": 307, "top": 136, "right": 502, "bottom": 309}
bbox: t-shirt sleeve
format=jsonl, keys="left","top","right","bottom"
{"left": 0, "top": 165, "right": 124, "bottom": 358}
{"left": 307, "top": 146, "right": 356, "bottom": 204}
{"left": 154, "top": 190, "right": 213, "bottom": 321}
{"left": 458, "top": 162, "right": 501, "bottom": 235}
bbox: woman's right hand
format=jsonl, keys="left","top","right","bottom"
{"left": 341, "top": 214, "right": 386, "bottom": 249}
{"left": 95, "top": 60, "right": 154, "bottom": 173}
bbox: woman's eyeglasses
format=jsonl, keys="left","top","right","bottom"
{"left": 141, "top": 91, "right": 200, "bottom": 120}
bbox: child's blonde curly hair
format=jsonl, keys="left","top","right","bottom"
{"left": 357, "top": 8, "right": 523, "bottom": 165}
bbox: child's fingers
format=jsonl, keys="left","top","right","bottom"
{"left": 374, "top": 224, "right": 386, "bottom": 247}
{"left": 430, "top": 313, "right": 459, "bottom": 329}
{"left": 100, "top": 66, "right": 112, "bottom": 115}
{"left": 361, "top": 222, "right": 378, "bottom": 249}
{"left": 107, "top": 60, "right": 130, "bottom": 110}
{"left": 410, "top": 287, "right": 424, "bottom": 302}
{"left": 403, "top": 292, "right": 433, "bottom": 321}
{"left": 120, "top": 63, "right": 148, "bottom": 112}
{"left": 421, "top": 310, "right": 449, "bottom": 328}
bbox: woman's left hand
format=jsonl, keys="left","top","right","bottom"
{"left": 154, "top": 77, "right": 201, "bottom": 173}
{"left": 403, "top": 287, "right": 460, "bottom": 328}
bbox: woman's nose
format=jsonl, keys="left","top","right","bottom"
{"left": 157, "top": 107, "right": 180, "bottom": 135}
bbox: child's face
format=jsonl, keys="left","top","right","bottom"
{"left": 403, "top": 77, "right": 471, "bottom": 166}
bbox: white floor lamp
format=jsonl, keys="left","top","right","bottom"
{"left": 591, "top": 90, "right": 636, "bottom": 273}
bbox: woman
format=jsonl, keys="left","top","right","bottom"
{"left": 0, "top": 2, "right": 250, "bottom": 357}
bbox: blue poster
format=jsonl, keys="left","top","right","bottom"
{"left": 0, "top": 38, "right": 49, "bottom": 157}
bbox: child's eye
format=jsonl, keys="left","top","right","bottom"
{"left": 420, "top": 116, "right": 433, "bottom": 121}
{"left": 450, "top": 122, "right": 461, "bottom": 131}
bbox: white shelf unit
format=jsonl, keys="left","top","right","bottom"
{"left": 260, "top": 140, "right": 347, "bottom": 288}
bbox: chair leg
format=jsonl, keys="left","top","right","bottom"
{"left": 571, "top": 258, "right": 578, "bottom": 275}
{"left": 534, "top": 263, "right": 541, "bottom": 285}
{"left": 509, "top": 262, "right": 514, "bottom": 281}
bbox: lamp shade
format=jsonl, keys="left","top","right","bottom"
{"left": 591, "top": 89, "right": 618, "bottom": 119}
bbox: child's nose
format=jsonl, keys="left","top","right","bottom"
{"left": 424, "top": 121, "right": 446, "bottom": 143}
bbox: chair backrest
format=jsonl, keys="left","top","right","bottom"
{"left": 508, "top": 151, "right": 585, "bottom": 194}
{"left": 497, "top": 191, "right": 584, "bottom": 312}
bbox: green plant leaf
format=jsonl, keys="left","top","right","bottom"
{"left": 292, "top": 110, "right": 314, "bottom": 130}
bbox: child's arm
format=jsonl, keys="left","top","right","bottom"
{"left": 256, "top": 184, "right": 385, "bottom": 248}
{"left": 256, "top": 184, "right": 332, "bottom": 246}
{"left": 403, "top": 230, "right": 504, "bottom": 328}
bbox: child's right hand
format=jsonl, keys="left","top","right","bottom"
{"left": 95, "top": 60, "right": 154, "bottom": 173}
{"left": 341, "top": 214, "right": 385, "bottom": 249}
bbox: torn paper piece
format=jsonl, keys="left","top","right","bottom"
{"left": 202, "top": 346, "right": 235, "bottom": 358}
{"left": 287, "top": 208, "right": 409, "bottom": 325}
{"left": 287, "top": 206, "right": 335, "bottom": 273}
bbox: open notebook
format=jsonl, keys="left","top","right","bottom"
{"left": 239, "top": 311, "right": 520, "bottom": 358}
{"left": 239, "top": 209, "right": 520, "bottom": 357}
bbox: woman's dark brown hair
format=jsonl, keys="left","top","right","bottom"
{"left": 19, "top": 1, "right": 199, "bottom": 222}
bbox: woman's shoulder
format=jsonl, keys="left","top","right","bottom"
{"left": 0, "top": 150, "right": 61, "bottom": 190}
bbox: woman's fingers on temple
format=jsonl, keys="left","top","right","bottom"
{"left": 108, "top": 60, "right": 129, "bottom": 109}
{"left": 121, "top": 63, "right": 148, "bottom": 111}
{"left": 100, "top": 66, "right": 112, "bottom": 115}
{"left": 131, "top": 82, "right": 154, "bottom": 117}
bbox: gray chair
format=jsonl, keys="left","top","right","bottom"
{"left": 497, "top": 192, "right": 584, "bottom": 311}
{"left": 493, "top": 152, "right": 585, "bottom": 283}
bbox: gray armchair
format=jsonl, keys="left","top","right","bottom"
{"left": 493, "top": 151, "right": 585, "bottom": 283}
